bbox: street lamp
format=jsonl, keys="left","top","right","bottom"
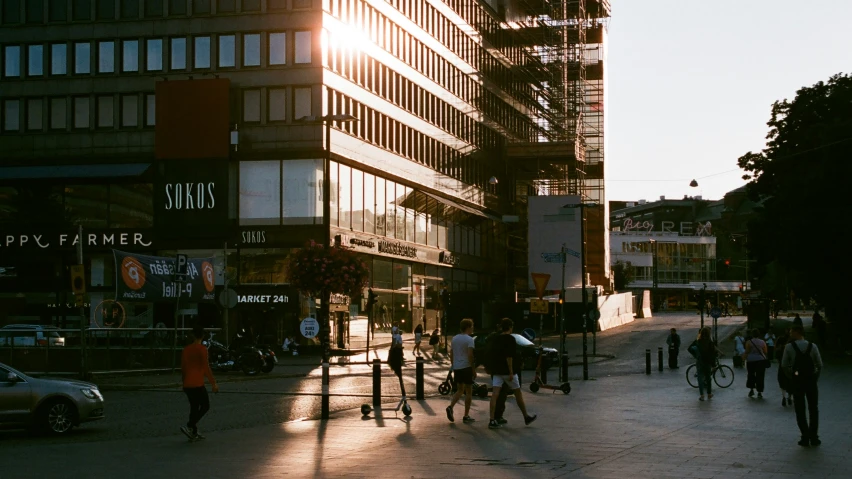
{"left": 562, "top": 201, "right": 599, "bottom": 381}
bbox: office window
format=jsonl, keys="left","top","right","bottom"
{"left": 267, "top": 0, "right": 285, "bottom": 9}
{"left": 121, "top": 0, "right": 139, "bottom": 18}
{"left": 239, "top": 161, "right": 281, "bottom": 225}
{"left": 170, "top": 38, "right": 186, "bottom": 70}
{"left": 193, "top": 0, "right": 209, "bottom": 14}
{"left": 98, "top": 41, "right": 115, "bottom": 73}
{"left": 27, "top": 98, "right": 43, "bottom": 131}
{"left": 269, "top": 33, "right": 285, "bottom": 65}
{"left": 293, "top": 0, "right": 310, "bottom": 8}
{"left": 50, "top": 43, "right": 67, "bottom": 75}
{"left": 26, "top": 0, "right": 45, "bottom": 23}
{"left": 268, "top": 88, "right": 286, "bottom": 122}
{"left": 217, "top": 0, "right": 234, "bottom": 12}
{"left": 122, "top": 40, "right": 139, "bottom": 72}
{"left": 27, "top": 44, "right": 44, "bottom": 76}
{"left": 294, "top": 31, "right": 311, "bottom": 64}
{"left": 145, "top": 0, "right": 163, "bottom": 17}
{"left": 218, "top": 35, "right": 235, "bottom": 68}
{"left": 74, "top": 97, "right": 90, "bottom": 128}
{"left": 145, "top": 94, "right": 155, "bottom": 126}
{"left": 50, "top": 97, "right": 67, "bottom": 129}
{"left": 242, "top": 0, "right": 259, "bottom": 11}
{"left": 121, "top": 95, "right": 138, "bottom": 127}
{"left": 194, "top": 36, "right": 210, "bottom": 69}
{"left": 3, "top": 0, "right": 21, "bottom": 24}
{"left": 146, "top": 39, "right": 162, "bottom": 71}
{"left": 96, "top": 0, "right": 114, "bottom": 18}
{"left": 294, "top": 87, "right": 311, "bottom": 119}
{"left": 97, "top": 96, "right": 114, "bottom": 128}
{"left": 243, "top": 34, "right": 260, "bottom": 67}
{"left": 49, "top": 0, "right": 67, "bottom": 21}
{"left": 74, "top": 42, "right": 90, "bottom": 73}
{"left": 243, "top": 90, "right": 260, "bottom": 122}
{"left": 282, "top": 159, "right": 324, "bottom": 225}
{"left": 72, "top": 0, "right": 90, "bottom": 20}
{"left": 4, "top": 46, "right": 21, "bottom": 77}
{"left": 168, "top": 0, "right": 186, "bottom": 15}
{"left": 3, "top": 100, "right": 20, "bottom": 131}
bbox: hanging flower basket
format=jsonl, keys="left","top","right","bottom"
{"left": 286, "top": 240, "right": 370, "bottom": 298}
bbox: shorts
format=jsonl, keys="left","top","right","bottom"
{"left": 454, "top": 367, "right": 474, "bottom": 385}
{"left": 492, "top": 374, "right": 520, "bottom": 390}
{"left": 414, "top": 333, "right": 422, "bottom": 344}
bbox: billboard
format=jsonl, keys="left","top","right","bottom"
{"left": 113, "top": 250, "right": 216, "bottom": 303}
{"left": 527, "top": 196, "right": 583, "bottom": 292}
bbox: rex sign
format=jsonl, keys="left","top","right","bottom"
{"left": 113, "top": 250, "right": 215, "bottom": 302}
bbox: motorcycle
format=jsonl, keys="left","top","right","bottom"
{"left": 203, "top": 332, "right": 266, "bottom": 376}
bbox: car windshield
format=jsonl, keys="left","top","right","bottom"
{"left": 512, "top": 333, "right": 534, "bottom": 347}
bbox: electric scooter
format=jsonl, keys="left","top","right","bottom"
{"left": 438, "top": 369, "right": 489, "bottom": 398}
{"left": 528, "top": 349, "right": 571, "bottom": 394}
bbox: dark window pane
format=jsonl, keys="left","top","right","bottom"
{"left": 109, "top": 184, "right": 154, "bottom": 228}
{"left": 72, "top": 0, "right": 90, "bottom": 20}
{"left": 216, "top": 0, "right": 233, "bottom": 13}
{"left": 96, "top": 0, "right": 113, "bottom": 18}
{"left": 241, "top": 0, "right": 259, "bottom": 11}
{"left": 3, "top": 0, "right": 22, "bottom": 24}
{"left": 65, "top": 185, "right": 109, "bottom": 228}
{"left": 192, "top": 0, "right": 209, "bottom": 14}
{"left": 121, "top": 0, "right": 138, "bottom": 18}
{"left": 26, "top": 0, "right": 44, "bottom": 23}
{"left": 168, "top": 0, "right": 185, "bottom": 15}
{"left": 48, "top": 0, "right": 67, "bottom": 21}
{"left": 267, "top": 0, "right": 285, "bottom": 10}
{"left": 144, "top": 0, "right": 162, "bottom": 16}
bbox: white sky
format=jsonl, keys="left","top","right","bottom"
{"left": 606, "top": 0, "right": 852, "bottom": 202}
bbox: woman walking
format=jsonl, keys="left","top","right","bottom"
{"left": 744, "top": 328, "right": 769, "bottom": 398}
{"left": 413, "top": 324, "right": 423, "bottom": 357}
{"left": 692, "top": 327, "right": 717, "bottom": 401}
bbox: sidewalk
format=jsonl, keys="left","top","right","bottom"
{"left": 9, "top": 356, "right": 852, "bottom": 478}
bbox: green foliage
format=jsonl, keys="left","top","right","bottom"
{"left": 612, "top": 261, "right": 635, "bottom": 291}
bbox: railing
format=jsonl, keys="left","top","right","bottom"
{"left": 0, "top": 327, "right": 221, "bottom": 376}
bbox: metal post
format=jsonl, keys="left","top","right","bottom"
{"left": 581, "top": 207, "right": 589, "bottom": 381}
{"left": 700, "top": 285, "right": 706, "bottom": 330}
{"left": 592, "top": 288, "right": 598, "bottom": 356}
{"left": 559, "top": 243, "right": 567, "bottom": 382}
{"left": 322, "top": 118, "right": 332, "bottom": 367}
{"left": 372, "top": 358, "right": 382, "bottom": 407}
{"left": 171, "top": 290, "right": 181, "bottom": 372}
{"left": 561, "top": 353, "right": 569, "bottom": 381}
{"left": 645, "top": 349, "right": 651, "bottom": 375}
{"left": 222, "top": 242, "right": 229, "bottom": 347}
{"left": 658, "top": 347, "right": 663, "bottom": 372}
{"left": 76, "top": 224, "right": 86, "bottom": 378}
{"left": 321, "top": 361, "right": 330, "bottom": 420}
{"left": 415, "top": 356, "right": 424, "bottom": 400}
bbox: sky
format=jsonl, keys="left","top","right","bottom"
{"left": 606, "top": 0, "right": 852, "bottom": 202}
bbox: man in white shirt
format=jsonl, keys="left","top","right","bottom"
{"left": 446, "top": 318, "right": 476, "bottom": 424}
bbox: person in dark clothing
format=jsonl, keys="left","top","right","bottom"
{"left": 781, "top": 325, "right": 824, "bottom": 447}
{"left": 666, "top": 328, "right": 681, "bottom": 369}
{"left": 485, "top": 329, "right": 524, "bottom": 425}
{"left": 487, "top": 318, "right": 536, "bottom": 429}
{"left": 812, "top": 310, "right": 827, "bottom": 348}
{"left": 180, "top": 325, "right": 218, "bottom": 441}
{"left": 691, "top": 326, "right": 717, "bottom": 401}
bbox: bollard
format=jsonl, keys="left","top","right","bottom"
{"left": 321, "top": 361, "right": 330, "bottom": 420}
{"left": 541, "top": 362, "right": 548, "bottom": 384}
{"left": 560, "top": 353, "right": 569, "bottom": 382}
{"left": 372, "top": 358, "right": 382, "bottom": 407}
{"left": 645, "top": 349, "right": 651, "bottom": 375}
{"left": 658, "top": 347, "right": 664, "bottom": 372}
{"left": 415, "top": 356, "right": 425, "bottom": 399}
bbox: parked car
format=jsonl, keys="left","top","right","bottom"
{"left": 0, "top": 362, "right": 105, "bottom": 434}
{"left": 0, "top": 324, "right": 66, "bottom": 347}
{"left": 473, "top": 333, "right": 559, "bottom": 371}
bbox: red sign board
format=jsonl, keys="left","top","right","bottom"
{"left": 531, "top": 273, "right": 551, "bottom": 299}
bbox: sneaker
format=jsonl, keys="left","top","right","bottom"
{"left": 782, "top": 397, "right": 787, "bottom": 407}
{"left": 798, "top": 438, "right": 810, "bottom": 447}
{"left": 463, "top": 416, "right": 475, "bottom": 424}
{"left": 699, "top": 396, "right": 705, "bottom": 401}
{"left": 446, "top": 406, "right": 454, "bottom": 423}
{"left": 180, "top": 425, "right": 194, "bottom": 440}
{"left": 193, "top": 433, "right": 206, "bottom": 440}
{"left": 524, "top": 415, "right": 538, "bottom": 426}
{"left": 496, "top": 417, "right": 508, "bottom": 425}
{"left": 748, "top": 390, "right": 755, "bottom": 398}
{"left": 811, "top": 437, "right": 821, "bottom": 446}
{"left": 708, "top": 394, "right": 713, "bottom": 399}
{"left": 757, "top": 392, "right": 763, "bottom": 399}
{"left": 488, "top": 420, "right": 501, "bottom": 429}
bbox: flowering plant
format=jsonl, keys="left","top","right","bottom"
{"left": 286, "top": 240, "right": 370, "bottom": 298}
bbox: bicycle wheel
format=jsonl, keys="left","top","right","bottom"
{"left": 713, "top": 364, "right": 735, "bottom": 388}
{"left": 686, "top": 364, "right": 699, "bottom": 388}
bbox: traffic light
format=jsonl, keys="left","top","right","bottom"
{"left": 365, "top": 288, "right": 377, "bottom": 311}
{"left": 723, "top": 258, "right": 731, "bottom": 268}
{"left": 70, "top": 265, "right": 86, "bottom": 294}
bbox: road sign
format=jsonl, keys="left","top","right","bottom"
{"left": 709, "top": 307, "right": 722, "bottom": 319}
{"left": 175, "top": 254, "right": 188, "bottom": 283}
{"left": 218, "top": 288, "right": 238, "bottom": 309}
{"left": 530, "top": 299, "right": 549, "bottom": 314}
{"left": 300, "top": 317, "right": 320, "bottom": 339}
{"left": 588, "top": 310, "right": 601, "bottom": 321}
{"left": 541, "top": 252, "right": 565, "bottom": 263}
{"left": 564, "top": 248, "right": 580, "bottom": 258}
{"left": 531, "top": 273, "right": 551, "bottom": 299}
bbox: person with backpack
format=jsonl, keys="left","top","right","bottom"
{"left": 781, "top": 325, "right": 823, "bottom": 447}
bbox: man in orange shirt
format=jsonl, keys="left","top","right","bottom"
{"left": 181, "top": 325, "right": 218, "bottom": 441}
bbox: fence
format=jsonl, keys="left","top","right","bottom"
{"left": 0, "top": 327, "right": 221, "bottom": 376}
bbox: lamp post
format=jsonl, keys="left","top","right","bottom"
{"left": 562, "top": 202, "right": 599, "bottom": 381}
{"left": 650, "top": 238, "right": 658, "bottom": 311}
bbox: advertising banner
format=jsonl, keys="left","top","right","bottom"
{"left": 113, "top": 250, "right": 216, "bottom": 302}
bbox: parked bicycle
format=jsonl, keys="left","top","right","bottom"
{"left": 686, "top": 357, "right": 734, "bottom": 389}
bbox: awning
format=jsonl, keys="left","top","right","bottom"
{"left": 419, "top": 191, "right": 501, "bottom": 222}
{"left": 0, "top": 163, "right": 152, "bottom": 180}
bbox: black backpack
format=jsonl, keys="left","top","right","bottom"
{"left": 790, "top": 341, "right": 816, "bottom": 389}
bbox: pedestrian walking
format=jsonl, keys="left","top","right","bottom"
{"left": 733, "top": 332, "right": 746, "bottom": 368}
{"left": 488, "top": 318, "right": 536, "bottom": 429}
{"left": 792, "top": 314, "right": 803, "bottom": 328}
{"left": 812, "top": 309, "right": 827, "bottom": 348}
{"left": 689, "top": 326, "right": 717, "bottom": 401}
{"left": 775, "top": 330, "right": 793, "bottom": 407}
{"left": 413, "top": 324, "right": 423, "bottom": 357}
{"left": 764, "top": 329, "right": 777, "bottom": 362}
{"left": 744, "top": 328, "right": 769, "bottom": 399}
{"left": 781, "top": 325, "right": 823, "bottom": 447}
{"left": 388, "top": 326, "right": 405, "bottom": 375}
{"left": 484, "top": 327, "right": 515, "bottom": 427}
{"left": 446, "top": 319, "right": 476, "bottom": 424}
{"left": 429, "top": 328, "right": 441, "bottom": 358}
{"left": 666, "top": 328, "right": 681, "bottom": 369}
{"left": 180, "top": 325, "right": 218, "bottom": 441}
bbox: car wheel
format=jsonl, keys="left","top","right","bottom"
{"left": 42, "top": 398, "right": 77, "bottom": 434}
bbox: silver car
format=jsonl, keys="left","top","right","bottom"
{"left": 0, "top": 362, "right": 105, "bottom": 434}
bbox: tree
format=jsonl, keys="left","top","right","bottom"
{"left": 737, "top": 73, "right": 852, "bottom": 331}
{"left": 612, "top": 261, "right": 634, "bottom": 291}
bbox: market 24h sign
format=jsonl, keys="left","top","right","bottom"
{"left": 113, "top": 250, "right": 215, "bottom": 302}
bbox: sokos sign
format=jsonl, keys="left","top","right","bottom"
{"left": 164, "top": 182, "right": 216, "bottom": 210}
{"left": 156, "top": 160, "right": 228, "bottom": 237}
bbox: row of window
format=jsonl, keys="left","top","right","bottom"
{"left": 0, "top": 0, "right": 309, "bottom": 24}
{"left": 2, "top": 93, "right": 155, "bottom": 132}
{"left": 241, "top": 86, "right": 312, "bottom": 123}
{"left": 1, "top": 31, "right": 311, "bottom": 78}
